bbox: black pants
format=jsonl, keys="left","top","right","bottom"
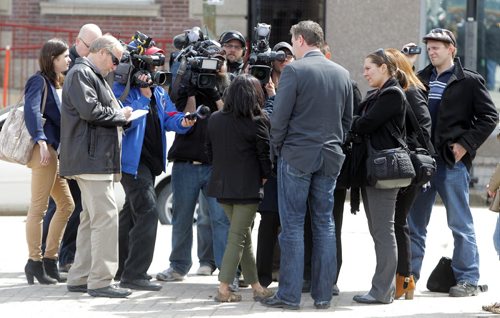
{"left": 304, "top": 188, "right": 346, "bottom": 284}
{"left": 117, "top": 163, "right": 159, "bottom": 281}
{"left": 394, "top": 184, "right": 420, "bottom": 276}
{"left": 256, "top": 212, "right": 280, "bottom": 287}
{"left": 42, "top": 179, "right": 82, "bottom": 266}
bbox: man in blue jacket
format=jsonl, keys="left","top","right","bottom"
{"left": 113, "top": 45, "right": 194, "bottom": 291}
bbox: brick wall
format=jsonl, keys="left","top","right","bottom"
{"left": 2, "top": 0, "right": 202, "bottom": 54}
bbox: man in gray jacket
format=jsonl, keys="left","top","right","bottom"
{"left": 60, "top": 34, "right": 133, "bottom": 298}
{"left": 261, "top": 20, "right": 353, "bottom": 310}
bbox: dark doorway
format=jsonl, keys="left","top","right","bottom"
{"left": 248, "top": 0, "right": 325, "bottom": 45}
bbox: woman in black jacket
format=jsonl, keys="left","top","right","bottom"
{"left": 206, "top": 74, "right": 274, "bottom": 302}
{"left": 385, "top": 48, "right": 432, "bottom": 300}
{"left": 350, "top": 49, "right": 409, "bottom": 304}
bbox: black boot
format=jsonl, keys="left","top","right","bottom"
{"left": 43, "top": 258, "right": 67, "bottom": 283}
{"left": 24, "top": 259, "right": 57, "bottom": 285}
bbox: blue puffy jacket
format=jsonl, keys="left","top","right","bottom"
{"left": 113, "top": 83, "right": 191, "bottom": 176}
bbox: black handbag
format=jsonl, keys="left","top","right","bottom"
{"left": 410, "top": 148, "right": 436, "bottom": 186}
{"left": 426, "top": 256, "right": 456, "bottom": 292}
{"left": 366, "top": 129, "right": 416, "bottom": 189}
{"left": 405, "top": 102, "right": 437, "bottom": 186}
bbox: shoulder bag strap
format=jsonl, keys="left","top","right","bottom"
{"left": 390, "top": 86, "right": 435, "bottom": 155}
{"left": 40, "top": 77, "right": 48, "bottom": 115}
{"left": 404, "top": 98, "right": 436, "bottom": 155}
{"left": 380, "top": 86, "right": 410, "bottom": 151}
{"left": 383, "top": 86, "right": 434, "bottom": 154}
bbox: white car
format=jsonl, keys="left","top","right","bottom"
{"left": 0, "top": 105, "right": 183, "bottom": 225}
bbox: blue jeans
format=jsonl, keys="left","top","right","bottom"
{"left": 408, "top": 160, "right": 479, "bottom": 285}
{"left": 486, "top": 59, "right": 497, "bottom": 91}
{"left": 276, "top": 157, "right": 337, "bottom": 306}
{"left": 197, "top": 192, "right": 216, "bottom": 270}
{"left": 494, "top": 215, "right": 500, "bottom": 259}
{"left": 169, "top": 162, "right": 229, "bottom": 275}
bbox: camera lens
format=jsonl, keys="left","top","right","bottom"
{"left": 402, "top": 47, "right": 410, "bottom": 54}
{"left": 197, "top": 74, "right": 216, "bottom": 89}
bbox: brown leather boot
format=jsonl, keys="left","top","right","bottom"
{"left": 395, "top": 274, "right": 416, "bottom": 300}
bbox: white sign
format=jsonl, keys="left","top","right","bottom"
{"left": 206, "top": 0, "right": 224, "bottom": 5}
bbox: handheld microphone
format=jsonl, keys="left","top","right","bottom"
{"left": 184, "top": 105, "right": 211, "bottom": 120}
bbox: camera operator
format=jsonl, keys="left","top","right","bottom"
{"left": 219, "top": 30, "right": 246, "bottom": 79}
{"left": 263, "top": 42, "right": 294, "bottom": 99}
{"left": 112, "top": 44, "right": 195, "bottom": 291}
{"left": 156, "top": 48, "right": 232, "bottom": 283}
{"left": 256, "top": 41, "right": 294, "bottom": 288}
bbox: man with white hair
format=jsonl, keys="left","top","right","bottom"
{"left": 42, "top": 23, "right": 103, "bottom": 274}
{"left": 60, "top": 35, "right": 133, "bottom": 298}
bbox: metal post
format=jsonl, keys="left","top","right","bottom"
{"left": 464, "top": 0, "right": 478, "bottom": 70}
{"left": 2, "top": 45, "right": 10, "bottom": 108}
{"left": 203, "top": 2, "right": 217, "bottom": 38}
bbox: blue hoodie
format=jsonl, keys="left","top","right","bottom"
{"left": 113, "top": 83, "right": 191, "bottom": 176}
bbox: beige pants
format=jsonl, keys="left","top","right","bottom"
{"left": 67, "top": 177, "right": 119, "bottom": 289}
{"left": 26, "top": 144, "right": 74, "bottom": 261}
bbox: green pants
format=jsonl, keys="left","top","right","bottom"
{"left": 218, "top": 203, "right": 259, "bottom": 285}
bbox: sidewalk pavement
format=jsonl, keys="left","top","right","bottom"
{"left": 0, "top": 204, "right": 499, "bottom": 318}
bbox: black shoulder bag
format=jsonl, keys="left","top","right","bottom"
{"left": 365, "top": 122, "right": 416, "bottom": 189}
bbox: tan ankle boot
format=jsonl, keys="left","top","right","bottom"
{"left": 395, "top": 274, "right": 416, "bottom": 300}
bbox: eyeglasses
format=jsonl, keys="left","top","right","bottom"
{"left": 79, "top": 37, "right": 91, "bottom": 49}
{"left": 223, "top": 43, "right": 243, "bottom": 50}
{"left": 106, "top": 50, "right": 120, "bottom": 66}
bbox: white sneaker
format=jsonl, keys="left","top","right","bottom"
{"left": 156, "top": 267, "right": 185, "bottom": 281}
{"left": 196, "top": 265, "right": 214, "bottom": 276}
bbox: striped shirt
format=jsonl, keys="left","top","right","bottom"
{"left": 428, "top": 65, "right": 455, "bottom": 139}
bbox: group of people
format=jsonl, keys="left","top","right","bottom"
{"left": 19, "top": 18, "right": 500, "bottom": 312}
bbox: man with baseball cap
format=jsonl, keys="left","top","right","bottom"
{"left": 270, "top": 42, "right": 294, "bottom": 91}
{"left": 408, "top": 28, "right": 498, "bottom": 297}
{"left": 219, "top": 30, "right": 246, "bottom": 79}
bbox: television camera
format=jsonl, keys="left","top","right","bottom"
{"left": 248, "top": 23, "right": 286, "bottom": 85}
{"left": 172, "top": 27, "right": 224, "bottom": 90}
{"left": 114, "top": 31, "right": 171, "bottom": 88}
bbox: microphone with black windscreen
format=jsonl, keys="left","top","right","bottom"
{"left": 184, "top": 105, "right": 211, "bottom": 120}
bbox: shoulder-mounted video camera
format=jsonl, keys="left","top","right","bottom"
{"left": 248, "top": 23, "right": 286, "bottom": 85}
{"left": 172, "top": 27, "right": 224, "bottom": 89}
{"left": 114, "top": 31, "right": 172, "bottom": 88}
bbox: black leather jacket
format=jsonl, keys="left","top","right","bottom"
{"left": 59, "top": 57, "right": 128, "bottom": 177}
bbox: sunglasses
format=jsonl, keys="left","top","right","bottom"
{"left": 79, "top": 37, "right": 91, "bottom": 49}
{"left": 106, "top": 50, "right": 120, "bottom": 66}
{"left": 374, "top": 48, "right": 389, "bottom": 64}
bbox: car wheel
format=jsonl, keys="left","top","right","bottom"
{"left": 156, "top": 179, "right": 173, "bottom": 225}
{"left": 156, "top": 178, "right": 199, "bottom": 225}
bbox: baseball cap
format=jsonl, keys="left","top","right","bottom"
{"left": 219, "top": 30, "right": 246, "bottom": 47}
{"left": 422, "top": 28, "right": 456, "bottom": 47}
{"left": 273, "top": 41, "right": 294, "bottom": 56}
{"left": 145, "top": 46, "right": 164, "bottom": 55}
